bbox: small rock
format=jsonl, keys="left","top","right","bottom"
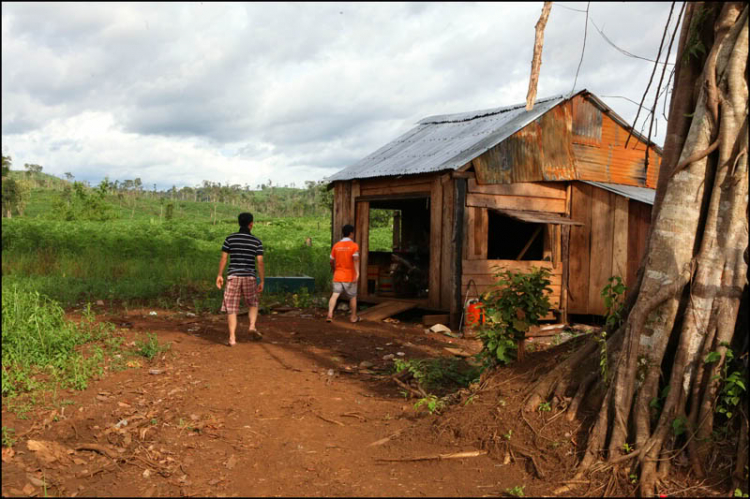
{"left": 396, "top": 352, "right": 405, "bottom": 357}
{"left": 383, "top": 354, "right": 395, "bottom": 361}
{"left": 186, "top": 312, "right": 196, "bottom": 317}
{"left": 114, "top": 419, "right": 128, "bottom": 429}
{"left": 148, "top": 369, "right": 163, "bottom": 375}
{"left": 28, "top": 476, "right": 45, "bottom": 487}
{"left": 149, "top": 311, "right": 158, "bottom": 316}
{"left": 142, "top": 469, "right": 151, "bottom": 478}
{"left": 358, "top": 361, "right": 374, "bottom": 369}
{"left": 96, "top": 300, "right": 104, "bottom": 306}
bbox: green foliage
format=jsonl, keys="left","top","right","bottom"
{"left": 506, "top": 485, "right": 525, "bottom": 497}
{"left": 392, "top": 357, "right": 481, "bottom": 393}
{"left": 537, "top": 401, "right": 551, "bottom": 412}
{"left": 705, "top": 345, "right": 747, "bottom": 421}
{"left": 598, "top": 331, "right": 609, "bottom": 384}
{"left": 1, "top": 155, "right": 11, "bottom": 177}
{"left": 672, "top": 415, "right": 687, "bottom": 437}
{"left": 1, "top": 285, "right": 112, "bottom": 397}
{"left": 2, "top": 427, "right": 16, "bottom": 447}
{"left": 476, "top": 267, "right": 551, "bottom": 365}
{"left": 2, "top": 176, "right": 31, "bottom": 217}
{"left": 134, "top": 333, "right": 170, "bottom": 360}
{"left": 601, "top": 276, "right": 626, "bottom": 332}
{"left": 734, "top": 488, "right": 749, "bottom": 497}
{"left": 414, "top": 394, "right": 446, "bottom": 414}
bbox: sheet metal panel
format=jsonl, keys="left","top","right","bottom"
{"left": 581, "top": 180, "right": 655, "bottom": 205}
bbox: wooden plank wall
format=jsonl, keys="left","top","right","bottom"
{"left": 567, "top": 182, "right": 650, "bottom": 315}
{"left": 626, "top": 200, "right": 652, "bottom": 297}
{"left": 568, "top": 183, "right": 592, "bottom": 314}
{"left": 461, "top": 260, "right": 562, "bottom": 309}
{"left": 466, "top": 179, "right": 567, "bottom": 213}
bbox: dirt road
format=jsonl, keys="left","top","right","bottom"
{"left": 2, "top": 307, "right": 520, "bottom": 497}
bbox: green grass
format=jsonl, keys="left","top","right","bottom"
{"left": 1, "top": 285, "right": 114, "bottom": 397}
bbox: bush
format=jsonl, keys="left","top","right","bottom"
{"left": 477, "top": 267, "right": 552, "bottom": 365}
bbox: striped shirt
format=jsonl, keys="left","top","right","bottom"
{"left": 221, "top": 231, "right": 264, "bottom": 277}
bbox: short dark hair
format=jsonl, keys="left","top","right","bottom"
{"left": 342, "top": 224, "right": 354, "bottom": 237}
{"left": 238, "top": 212, "right": 254, "bottom": 227}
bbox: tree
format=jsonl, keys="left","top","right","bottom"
{"left": 523, "top": 3, "right": 748, "bottom": 495}
{"left": 1, "top": 155, "right": 11, "bottom": 177}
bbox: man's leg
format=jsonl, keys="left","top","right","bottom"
{"left": 327, "top": 292, "right": 341, "bottom": 320}
{"left": 349, "top": 296, "right": 358, "bottom": 322}
{"left": 249, "top": 307, "right": 258, "bottom": 332}
{"left": 227, "top": 313, "right": 238, "bottom": 345}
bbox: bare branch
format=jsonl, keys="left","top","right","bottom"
{"left": 526, "top": 2, "right": 553, "bottom": 111}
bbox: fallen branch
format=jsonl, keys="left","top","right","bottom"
{"left": 315, "top": 413, "right": 345, "bottom": 427}
{"left": 367, "top": 426, "right": 414, "bottom": 447}
{"left": 75, "top": 443, "right": 119, "bottom": 460}
{"left": 341, "top": 412, "right": 367, "bottom": 422}
{"left": 375, "top": 450, "right": 487, "bottom": 462}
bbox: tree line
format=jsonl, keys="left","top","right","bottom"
{"left": 1, "top": 155, "right": 333, "bottom": 219}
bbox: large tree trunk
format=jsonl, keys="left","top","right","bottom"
{"left": 526, "top": 3, "right": 748, "bottom": 496}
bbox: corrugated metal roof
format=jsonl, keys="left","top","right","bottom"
{"left": 582, "top": 180, "right": 656, "bottom": 205}
{"left": 326, "top": 95, "right": 566, "bottom": 182}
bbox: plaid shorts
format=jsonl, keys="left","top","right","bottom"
{"left": 221, "top": 276, "right": 259, "bottom": 314}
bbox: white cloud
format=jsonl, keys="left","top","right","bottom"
{"left": 2, "top": 2, "right": 680, "bottom": 190}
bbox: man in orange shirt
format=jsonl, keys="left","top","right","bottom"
{"left": 327, "top": 224, "right": 361, "bottom": 323}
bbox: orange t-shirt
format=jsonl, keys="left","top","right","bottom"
{"left": 330, "top": 238, "right": 360, "bottom": 283}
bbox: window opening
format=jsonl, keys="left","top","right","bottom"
{"left": 487, "top": 209, "right": 546, "bottom": 261}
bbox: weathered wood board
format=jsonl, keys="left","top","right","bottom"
{"left": 359, "top": 301, "right": 418, "bottom": 322}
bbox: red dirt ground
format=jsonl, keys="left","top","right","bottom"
{"left": 1, "top": 305, "right": 732, "bottom": 497}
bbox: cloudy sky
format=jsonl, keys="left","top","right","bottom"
{"left": 2, "top": 2, "right": 681, "bottom": 191}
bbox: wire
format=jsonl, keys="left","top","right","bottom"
{"left": 571, "top": 2, "right": 591, "bottom": 95}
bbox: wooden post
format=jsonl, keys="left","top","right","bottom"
{"left": 451, "top": 178, "right": 467, "bottom": 329}
{"left": 356, "top": 201, "right": 370, "bottom": 298}
{"left": 429, "top": 177, "right": 444, "bottom": 309}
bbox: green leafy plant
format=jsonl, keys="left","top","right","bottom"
{"left": 506, "top": 485, "right": 525, "bottom": 497}
{"left": 601, "top": 276, "right": 626, "bottom": 332}
{"left": 704, "top": 344, "right": 747, "bottom": 421}
{"left": 503, "top": 429, "right": 513, "bottom": 440}
{"left": 392, "top": 357, "right": 481, "bottom": 392}
{"left": 477, "top": 267, "right": 551, "bottom": 365}
{"left": 538, "top": 401, "right": 551, "bottom": 413}
{"left": 414, "top": 395, "right": 445, "bottom": 415}
{"left": 672, "top": 416, "right": 687, "bottom": 437}
{"left": 2, "top": 427, "right": 16, "bottom": 447}
{"left": 134, "top": 333, "right": 170, "bottom": 360}
{"left": 598, "top": 331, "right": 609, "bottom": 385}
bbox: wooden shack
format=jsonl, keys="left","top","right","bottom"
{"left": 327, "top": 90, "right": 661, "bottom": 325}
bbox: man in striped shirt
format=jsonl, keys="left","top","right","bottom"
{"left": 216, "top": 212, "right": 265, "bottom": 346}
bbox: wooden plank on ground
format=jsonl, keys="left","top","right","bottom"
{"left": 423, "top": 314, "right": 451, "bottom": 327}
{"left": 359, "top": 301, "right": 418, "bottom": 322}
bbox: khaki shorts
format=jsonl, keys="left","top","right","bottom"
{"left": 332, "top": 281, "right": 358, "bottom": 299}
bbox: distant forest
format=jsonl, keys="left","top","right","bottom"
{"left": 2, "top": 156, "right": 333, "bottom": 219}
